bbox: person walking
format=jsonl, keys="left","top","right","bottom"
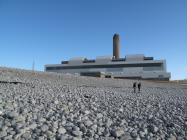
{"left": 133, "top": 82, "right": 137, "bottom": 93}
{"left": 138, "top": 82, "right": 141, "bottom": 93}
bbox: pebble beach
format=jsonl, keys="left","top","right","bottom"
{"left": 0, "top": 67, "right": 187, "bottom": 140}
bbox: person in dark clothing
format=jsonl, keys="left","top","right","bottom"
{"left": 133, "top": 82, "right": 137, "bottom": 93}
{"left": 138, "top": 82, "right": 141, "bottom": 93}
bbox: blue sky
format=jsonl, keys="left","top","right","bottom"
{"left": 0, "top": 0, "right": 187, "bottom": 80}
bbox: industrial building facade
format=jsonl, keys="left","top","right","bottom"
{"left": 45, "top": 34, "right": 171, "bottom": 80}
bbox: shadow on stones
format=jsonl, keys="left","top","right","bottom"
{"left": 0, "top": 80, "right": 25, "bottom": 85}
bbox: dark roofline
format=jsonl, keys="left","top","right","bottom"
{"left": 46, "top": 62, "right": 162, "bottom": 70}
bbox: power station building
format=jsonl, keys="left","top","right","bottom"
{"left": 45, "top": 34, "right": 171, "bottom": 80}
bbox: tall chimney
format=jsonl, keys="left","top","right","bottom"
{"left": 113, "top": 33, "right": 120, "bottom": 59}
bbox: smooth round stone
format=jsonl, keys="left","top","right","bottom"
{"left": 9, "top": 130, "right": 16, "bottom": 135}
{"left": 80, "top": 125, "right": 87, "bottom": 133}
{"left": 0, "top": 110, "right": 3, "bottom": 115}
{"left": 65, "top": 126, "right": 73, "bottom": 132}
{"left": 86, "top": 129, "right": 94, "bottom": 137}
{"left": 72, "top": 126, "right": 80, "bottom": 131}
{"left": 61, "top": 120, "right": 66, "bottom": 125}
{"left": 14, "top": 123, "right": 24, "bottom": 131}
{"left": 36, "top": 136, "right": 45, "bottom": 140}
{"left": 19, "top": 107, "right": 28, "bottom": 114}
{"left": 139, "top": 131, "right": 145, "bottom": 138}
{"left": 120, "top": 119, "right": 127, "bottom": 126}
{"left": 4, "top": 121, "right": 11, "bottom": 127}
{"left": 148, "top": 114, "right": 153, "bottom": 120}
{"left": 97, "top": 113, "right": 103, "bottom": 119}
{"left": 119, "top": 108, "right": 123, "bottom": 112}
{"left": 48, "top": 136, "right": 56, "bottom": 140}
{"left": 72, "top": 137, "right": 82, "bottom": 140}
{"left": 105, "top": 119, "right": 113, "bottom": 127}
{"left": 168, "top": 135, "right": 177, "bottom": 140}
{"left": 119, "top": 132, "right": 132, "bottom": 140}
{"left": 58, "top": 127, "right": 67, "bottom": 134}
{"left": 28, "top": 123, "right": 37, "bottom": 129}
{"left": 0, "top": 120, "right": 4, "bottom": 129}
{"left": 84, "top": 110, "right": 90, "bottom": 115}
{"left": 148, "top": 125, "right": 159, "bottom": 133}
{"left": 72, "top": 130, "right": 83, "bottom": 137}
{"left": 94, "top": 134, "right": 99, "bottom": 139}
{"left": 136, "top": 136, "right": 141, "bottom": 140}
{"left": 184, "top": 121, "right": 187, "bottom": 129}
{"left": 37, "top": 117, "right": 46, "bottom": 123}
{"left": 58, "top": 135, "right": 69, "bottom": 140}
{"left": 149, "top": 133, "right": 153, "bottom": 137}
{"left": 41, "top": 124, "right": 49, "bottom": 132}
{"left": 0, "top": 131, "right": 7, "bottom": 138}
{"left": 3, "top": 135, "right": 13, "bottom": 140}
{"left": 82, "top": 116, "right": 89, "bottom": 121}
{"left": 91, "top": 124, "right": 97, "bottom": 132}
{"left": 97, "top": 127, "right": 105, "bottom": 136}
{"left": 112, "top": 128, "right": 125, "bottom": 137}
{"left": 54, "top": 100, "right": 59, "bottom": 104}
{"left": 131, "top": 131, "right": 138, "bottom": 138}
{"left": 142, "top": 128, "right": 148, "bottom": 135}
{"left": 52, "top": 122, "right": 59, "bottom": 129}
{"left": 84, "top": 120, "right": 93, "bottom": 127}
{"left": 1, "top": 125, "right": 8, "bottom": 131}
{"left": 15, "top": 115, "right": 25, "bottom": 123}
{"left": 46, "top": 130, "right": 54, "bottom": 137}
{"left": 6, "top": 111, "right": 18, "bottom": 119}
{"left": 17, "top": 127, "right": 29, "bottom": 134}
{"left": 103, "top": 128, "right": 110, "bottom": 137}
{"left": 22, "top": 132, "right": 32, "bottom": 139}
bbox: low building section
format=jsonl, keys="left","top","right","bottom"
{"left": 45, "top": 54, "right": 171, "bottom": 80}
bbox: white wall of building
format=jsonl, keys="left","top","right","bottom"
{"left": 45, "top": 55, "right": 171, "bottom": 80}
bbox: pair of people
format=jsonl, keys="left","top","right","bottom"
{"left": 133, "top": 82, "right": 141, "bottom": 93}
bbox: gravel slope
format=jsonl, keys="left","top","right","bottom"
{"left": 0, "top": 67, "right": 187, "bottom": 140}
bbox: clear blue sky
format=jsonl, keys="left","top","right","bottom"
{"left": 0, "top": 0, "right": 187, "bottom": 80}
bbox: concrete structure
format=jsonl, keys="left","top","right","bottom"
{"left": 45, "top": 34, "right": 171, "bottom": 80}
{"left": 113, "top": 34, "right": 120, "bottom": 59}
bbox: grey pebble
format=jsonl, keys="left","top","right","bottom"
{"left": 0, "top": 130, "right": 7, "bottom": 138}
{"left": 111, "top": 128, "right": 124, "bottom": 138}
{"left": 72, "top": 130, "right": 83, "bottom": 137}
{"left": 41, "top": 124, "right": 49, "bottom": 132}
{"left": 6, "top": 111, "right": 18, "bottom": 119}
{"left": 58, "top": 127, "right": 67, "bottom": 134}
